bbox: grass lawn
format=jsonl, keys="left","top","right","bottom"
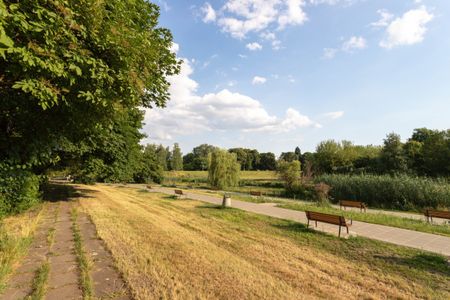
{"left": 278, "top": 202, "right": 450, "bottom": 237}
{"left": 169, "top": 187, "right": 450, "bottom": 237}
{"left": 79, "top": 185, "right": 449, "bottom": 299}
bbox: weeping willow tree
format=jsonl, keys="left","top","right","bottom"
{"left": 208, "top": 150, "right": 240, "bottom": 189}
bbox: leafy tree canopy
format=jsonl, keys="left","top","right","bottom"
{"left": 0, "top": 0, "right": 180, "bottom": 169}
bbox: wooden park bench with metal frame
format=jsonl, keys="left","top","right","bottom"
{"left": 174, "top": 189, "right": 185, "bottom": 198}
{"left": 305, "top": 211, "right": 352, "bottom": 237}
{"left": 339, "top": 200, "right": 367, "bottom": 212}
{"left": 250, "top": 191, "right": 263, "bottom": 197}
{"left": 424, "top": 209, "right": 450, "bottom": 223}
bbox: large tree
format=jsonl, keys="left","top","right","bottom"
{"left": 380, "top": 133, "right": 407, "bottom": 173}
{"left": 170, "top": 143, "right": 183, "bottom": 171}
{"left": 0, "top": 0, "right": 180, "bottom": 170}
{"left": 208, "top": 149, "right": 240, "bottom": 189}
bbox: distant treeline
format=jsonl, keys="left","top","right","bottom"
{"left": 157, "top": 127, "right": 449, "bottom": 178}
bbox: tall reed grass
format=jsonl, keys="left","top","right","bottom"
{"left": 315, "top": 174, "right": 450, "bottom": 211}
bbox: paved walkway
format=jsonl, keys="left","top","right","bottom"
{"left": 222, "top": 190, "right": 440, "bottom": 223}
{"left": 149, "top": 186, "right": 450, "bottom": 257}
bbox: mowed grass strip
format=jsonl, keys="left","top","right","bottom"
{"left": 71, "top": 208, "right": 93, "bottom": 299}
{"left": 79, "top": 185, "right": 450, "bottom": 300}
{"left": 278, "top": 202, "right": 450, "bottom": 237}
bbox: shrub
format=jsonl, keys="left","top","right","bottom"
{"left": 277, "top": 160, "right": 301, "bottom": 191}
{"left": 314, "top": 183, "right": 331, "bottom": 206}
{"left": 0, "top": 165, "right": 41, "bottom": 217}
{"left": 315, "top": 174, "right": 450, "bottom": 211}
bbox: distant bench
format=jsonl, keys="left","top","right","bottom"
{"left": 424, "top": 209, "right": 450, "bottom": 223}
{"left": 305, "top": 211, "right": 352, "bottom": 237}
{"left": 250, "top": 191, "right": 263, "bottom": 197}
{"left": 339, "top": 200, "right": 367, "bottom": 212}
{"left": 174, "top": 189, "right": 185, "bottom": 198}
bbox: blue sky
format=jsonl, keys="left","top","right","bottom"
{"left": 142, "top": 0, "right": 450, "bottom": 155}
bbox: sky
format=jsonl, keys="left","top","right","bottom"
{"left": 141, "top": 0, "right": 450, "bottom": 155}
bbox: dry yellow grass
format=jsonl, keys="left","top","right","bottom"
{"left": 0, "top": 204, "right": 46, "bottom": 291}
{"left": 78, "top": 185, "right": 449, "bottom": 300}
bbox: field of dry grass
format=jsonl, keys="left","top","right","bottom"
{"left": 0, "top": 204, "right": 45, "bottom": 291}
{"left": 77, "top": 185, "right": 449, "bottom": 300}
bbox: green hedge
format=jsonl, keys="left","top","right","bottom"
{"left": 314, "top": 174, "right": 450, "bottom": 211}
{"left": 0, "top": 166, "right": 41, "bottom": 217}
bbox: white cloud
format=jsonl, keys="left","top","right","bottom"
{"left": 201, "top": 2, "right": 216, "bottom": 23}
{"left": 142, "top": 50, "right": 320, "bottom": 141}
{"left": 271, "top": 39, "right": 282, "bottom": 50}
{"left": 379, "top": 6, "right": 434, "bottom": 49}
{"left": 246, "top": 42, "right": 263, "bottom": 51}
{"left": 260, "top": 31, "right": 276, "bottom": 40}
{"left": 323, "top": 111, "right": 344, "bottom": 119}
{"left": 205, "top": 0, "right": 307, "bottom": 39}
{"left": 170, "top": 43, "right": 180, "bottom": 54}
{"left": 252, "top": 76, "right": 267, "bottom": 85}
{"left": 342, "top": 36, "right": 367, "bottom": 52}
{"left": 371, "top": 9, "right": 394, "bottom": 27}
{"left": 323, "top": 35, "right": 367, "bottom": 59}
{"left": 278, "top": 0, "right": 308, "bottom": 29}
{"left": 322, "top": 47, "right": 338, "bottom": 59}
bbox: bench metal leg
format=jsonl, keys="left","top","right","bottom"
{"left": 346, "top": 226, "right": 349, "bottom": 234}
{"left": 338, "top": 225, "right": 341, "bottom": 237}
{"left": 315, "top": 220, "right": 317, "bottom": 227}
{"left": 307, "top": 219, "right": 310, "bottom": 228}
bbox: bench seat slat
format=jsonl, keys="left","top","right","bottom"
{"left": 306, "top": 211, "right": 350, "bottom": 226}
{"left": 425, "top": 210, "right": 450, "bottom": 219}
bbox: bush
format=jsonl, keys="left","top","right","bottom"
{"left": 315, "top": 174, "right": 450, "bottom": 211}
{"left": 0, "top": 165, "right": 41, "bottom": 217}
{"left": 277, "top": 160, "right": 301, "bottom": 190}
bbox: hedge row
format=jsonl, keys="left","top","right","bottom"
{"left": 314, "top": 174, "right": 450, "bottom": 211}
{"left": 0, "top": 165, "right": 41, "bottom": 217}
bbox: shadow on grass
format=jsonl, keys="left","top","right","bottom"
{"left": 196, "top": 204, "right": 232, "bottom": 210}
{"left": 162, "top": 195, "right": 179, "bottom": 200}
{"left": 374, "top": 253, "right": 450, "bottom": 276}
{"left": 272, "top": 222, "right": 312, "bottom": 234}
{"left": 42, "top": 183, "right": 94, "bottom": 202}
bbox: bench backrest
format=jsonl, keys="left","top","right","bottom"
{"left": 340, "top": 200, "right": 365, "bottom": 208}
{"left": 305, "top": 211, "right": 346, "bottom": 226}
{"left": 425, "top": 210, "right": 450, "bottom": 219}
{"left": 174, "top": 189, "right": 183, "bottom": 195}
{"left": 250, "top": 191, "right": 262, "bottom": 196}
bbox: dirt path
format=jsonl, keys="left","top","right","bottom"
{"left": 0, "top": 187, "right": 130, "bottom": 300}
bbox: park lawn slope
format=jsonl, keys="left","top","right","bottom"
{"left": 79, "top": 185, "right": 449, "bottom": 300}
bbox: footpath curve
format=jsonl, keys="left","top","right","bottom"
{"left": 149, "top": 186, "right": 450, "bottom": 257}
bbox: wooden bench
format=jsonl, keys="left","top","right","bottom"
{"left": 339, "top": 200, "right": 367, "bottom": 212}
{"left": 424, "top": 209, "right": 450, "bottom": 223}
{"left": 174, "top": 189, "right": 184, "bottom": 198}
{"left": 146, "top": 185, "right": 152, "bottom": 189}
{"left": 250, "top": 191, "right": 262, "bottom": 197}
{"left": 305, "top": 211, "right": 352, "bottom": 237}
